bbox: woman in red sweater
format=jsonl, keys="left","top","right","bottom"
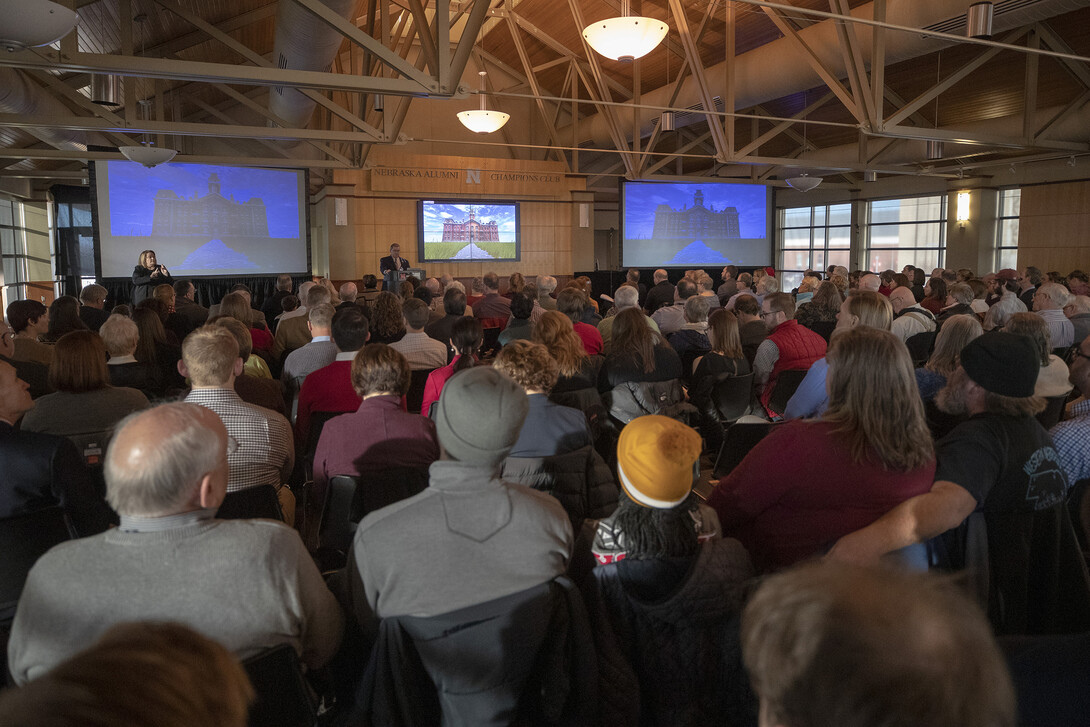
{"left": 708, "top": 326, "right": 935, "bottom": 572}
{"left": 421, "top": 316, "right": 482, "bottom": 416}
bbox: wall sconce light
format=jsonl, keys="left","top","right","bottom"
{"left": 956, "top": 191, "right": 971, "bottom": 225}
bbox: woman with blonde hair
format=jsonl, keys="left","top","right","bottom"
{"left": 917, "top": 314, "right": 983, "bottom": 401}
{"left": 690, "top": 308, "right": 752, "bottom": 442}
{"left": 708, "top": 327, "right": 935, "bottom": 572}
{"left": 219, "top": 291, "right": 273, "bottom": 355}
{"left": 785, "top": 290, "right": 892, "bottom": 420}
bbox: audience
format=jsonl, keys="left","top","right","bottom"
{"left": 1005, "top": 312, "right": 1072, "bottom": 399}
{"left": 598, "top": 308, "right": 684, "bottom": 424}
{"left": 690, "top": 308, "right": 752, "bottom": 427}
{"left": 100, "top": 314, "right": 162, "bottom": 398}
{"left": 0, "top": 358, "right": 112, "bottom": 536}
{"left": 1032, "top": 281, "right": 1075, "bottom": 349}
{"left": 793, "top": 280, "right": 840, "bottom": 340}
{"left": 472, "top": 271, "right": 512, "bottom": 323}
{"left": 20, "top": 331, "right": 149, "bottom": 446}
{"left": 599, "top": 285, "right": 659, "bottom": 354}
{"left": 0, "top": 622, "right": 254, "bottom": 727}
{"left": 367, "top": 290, "right": 406, "bottom": 345}
{"left": 742, "top": 563, "right": 1016, "bottom": 727}
{"left": 498, "top": 291, "right": 535, "bottom": 346}
{"left": 558, "top": 287, "right": 604, "bottom": 355}
{"left": 421, "top": 316, "right": 482, "bottom": 415}
{"left": 181, "top": 327, "right": 295, "bottom": 520}
{"left": 343, "top": 366, "right": 571, "bottom": 624}
{"left": 7, "top": 401, "right": 343, "bottom": 684}
{"left": 733, "top": 293, "right": 768, "bottom": 364}
{"left": 753, "top": 292, "right": 827, "bottom": 418}
{"left": 210, "top": 317, "right": 287, "bottom": 416}
{"left": 281, "top": 302, "right": 337, "bottom": 415}
{"left": 666, "top": 295, "right": 712, "bottom": 379}
{"left": 710, "top": 327, "right": 935, "bottom": 572}
{"left": 1050, "top": 332, "right": 1090, "bottom": 485}
{"left": 889, "top": 284, "right": 936, "bottom": 343}
{"left": 533, "top": 310, "right": 601, "bottom": 404}
{"left": 273, "top": 282, "right": 329, "bottom": 357}
{"left": 312, "top": 343, "right": 438, "bottom": 497}
{"left": 220, "top": 291, "right": 272, "bottom": 355}
{"left": 7, "top": 299, "right": 53, "bottom": 365}
{"left": 651, "top": 278, "right": 696, "bottom": 336}
{"left": 294, "top": 305, "right": 370, "bottom": 443}
{"left": 830, "top": 332, "right": 1090, "bottom": 634}
{"left": 390, "top": 297, "right": 447, "bottom": 370}
{"left": 644, "top": 268, "right": 675, "bottom": 314}
{"left": 261, "top": 273, "right": 294, "bottom": 327}
{"left": 132, "top": 306, "right": 184, "bottom": 391}
{"left": 41, "top": 295, "right": 88, "bottom": 343}
{"left": 916, "top": 315, "right": 983, "bottom": 402}
{"left": 169, "top": 279, "right": 209, "bottom": 340}
{"left": 425, "top": 286, "right": 469, "bottom": 361}
{"left": 921, "top": 276, "right": 948, "bottom": 315}
{"left": 1065, "top": 293, "right": 1090, "bottom": 344}
{"left": 585, "top": 415, "right": 753, "bottom": 725}
{"left": 784, "top": 290, "right": 892, "bottom": 420}
{"left": 935, "top": 282, "right": 975, "bottom": 330}
{"left": 77, "top": 284, "right": 110, "bottom": 332}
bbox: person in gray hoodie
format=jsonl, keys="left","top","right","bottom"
{"left": 344, "top": 365, "right": 573, "bottom": 625}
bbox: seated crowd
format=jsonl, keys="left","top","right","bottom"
{"left": 1, "top": 262, "right": 1089, "bottom": 725}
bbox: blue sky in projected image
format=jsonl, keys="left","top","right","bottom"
{"left": 421, "top": 202, "right": 516, "bottom": 241}
{"left": 107, "top": 161, "right": 301, "bottom": 237}
{"left": 624, "top": 182, "right": 767, "bottom": 239}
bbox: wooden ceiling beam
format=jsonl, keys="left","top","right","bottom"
{"left": 667, "top": 0, "right": 729, "bottom": 162}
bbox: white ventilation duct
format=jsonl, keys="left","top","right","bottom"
{"left": 269, "top": 0, "right": 359, "bottom": 129}
{"left": 561, "top": 0, "right": 1090, "bottom": 148}
{"left": 0, "top": 67, "right": 111, "bottom": 151}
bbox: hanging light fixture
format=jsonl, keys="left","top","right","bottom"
{"left": 926, "top": 140, "right": 945, "bottom": 160}
{"left": 91, "top": 74, "right": 121, "bottom": 107}
{"left": 582, "top": 0, "right": 668, "bottom": 62}
{"left": 457, "top": 71, "right": 509, "bottom": 134}
{"left": 119, "top": 19, "right": 177, "bottom": 168}
{"left": 967, "top": 2, "right": 994, "bottom": 39}
{"left": 0, "top": 0, "right": 79, "bottom": 52}
{"left": 785, "top": 174, "right": 822, "bottom": 192}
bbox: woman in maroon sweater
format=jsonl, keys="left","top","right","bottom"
{"left": 708, "top": 327, "right": 935, "bottom": 572}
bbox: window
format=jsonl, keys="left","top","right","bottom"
{"left": 995, "top": 189, "right": 1020, "bottom": 271}
{"left": 865, "top": 195, "right": 946, "bottom": 274}
{"left": 0, "top": 197, "right": 31, "bottom": 308}
{"left": 777, "top": 203, "right": 851, "bottom": 291}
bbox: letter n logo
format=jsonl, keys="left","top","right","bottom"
{"left": 465, "top": 169, "right": 481, "bottom": 184}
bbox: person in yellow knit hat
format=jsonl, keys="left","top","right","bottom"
{"left": 583, "top": 414, "right": 755, "bottom": 725}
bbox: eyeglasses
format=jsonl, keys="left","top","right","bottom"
{"left": 1072, "top": 348, "right": 1090, "bottom": 362}
{"left": 760, "top": 310, "right": 779, "bottom": 318}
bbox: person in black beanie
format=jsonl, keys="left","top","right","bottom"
{"left": 829, "top": 332, "right": 1090, "bottom": 635}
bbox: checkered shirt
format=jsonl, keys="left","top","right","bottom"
{"left": 1050, "top": 398, "right": 1090, "bottom": 488}
{"left": 184, "top": 388, "right": 294, "bottom": 492}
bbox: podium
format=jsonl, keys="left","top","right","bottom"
{"left": 383, "top": 267, "right": 426, "bottom": 291}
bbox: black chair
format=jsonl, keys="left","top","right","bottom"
{"left": 767, "top": 369, "right": 808, "bottom": 417}
{"left": 406, "top": 368, "right": 434, "bottom": 414}
{"left": 297, "top": 411, "right": 340, "bottom": 484}
{"left": 709, "top": 372, "right": 755, "bottom": 424}
{"left": 216, "top": 484, "right": 283, "bottom": 522}
{"left": 317, "top": 468, "right": 430, "bottom": 558}
{"left": 808, "top": 319, "right": 836, "bottom": 343}
{"left": 0, "top": 507, "right": 74, "bottom": 626}
{"left": 713, "top": 421, "right": 775, "bottom": 479}
{"left": 1036, "top": 394, "right": 1069, "bottom": 429}
{"left": 242, "top": 644, "right": 319, "bottom": 727}
{"left": 905, "top": 330, "right": 938, "bottom": 367}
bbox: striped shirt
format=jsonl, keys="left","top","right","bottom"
{"left": 184, "top": 388, "right": 294, "bottom": 492}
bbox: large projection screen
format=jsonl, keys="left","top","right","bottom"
{"left": 92, "top": 160, "right": 309, "bottom": 278}
{"left": 621, "top": 180, "right": 771, "bottom": 268}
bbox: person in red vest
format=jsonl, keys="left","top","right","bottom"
{"left": 753, "top": 292, "right": 826, "bottom": 418}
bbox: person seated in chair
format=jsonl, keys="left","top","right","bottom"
{"left": 294, "top": 306, "right": 370, "bottom": 444}
{"left": 7, "top": 402, "right": 344, "bottom": 685}
{"left": 101, "top": 314, "right": 163, "bottom": 399}
{"left": 312, "top": 343, "right": 437, "bottom": 500}
{"left": 584, "top": 415, "right": 753, "bottom": 726}
{"left": 390, "top": 298, "right": 448, "bottom": 371}
{"left": 181, "top": 326, "right": 294, "bottom": 523}
{"left": 343, "top": 366, "right": 572, "bottom": 625}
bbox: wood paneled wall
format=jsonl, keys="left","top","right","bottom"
{"left": 323, "top": 151, "right": 589, "bottom": 281}
{"left": 1019, "top": 180, "right": 1090, "bottom": 272}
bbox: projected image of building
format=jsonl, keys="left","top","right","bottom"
{"left": 441, "top": 208, "right": 500, "bottom": 242}
{"left": 651, "top": 189, "right": 740, "bottom": 239}
{"left": 152, "top": 173, "right": 269, "bottom": 237}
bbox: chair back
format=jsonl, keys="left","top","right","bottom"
{"left": 299, "top": 411, "right": 340, "bottom": 482}
{"left": 709, "top": 372, "right": 755, "bottom": 423}
{"left": 0, "top": 507, "right": 73, "bottom": 625}
{"left": 216, "top": 485, "right": 283, "bottom": 522}
{"left": 406, "top": 369, "right": 433, "bottom": 414}
{"left": 242, "top": 644, "right": 319, "bottom": 727}
{"left": 318, "top": 468, "right": 429, "bottom": 554}
{"left": 767, "top": 369, "right": 808, "bottom": 416}
{"left": 713, "top": 421, "right": 774, "bottom": 479}
{"left": 905, "top": 330, "right": 938, "bottom": 367}
{"left": 1036, "top": 394, "right": 1069, "bottom": 429}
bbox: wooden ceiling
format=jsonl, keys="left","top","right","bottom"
{"left": 3, "top": 0, "right": 1090, "bottom": 190}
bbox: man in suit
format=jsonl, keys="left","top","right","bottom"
{"left": 379, "top": 243, "right": 411, "bottom": 291}
{"left": 169, "top": 280, "right": 209, "bottom": 342}
{"left": 78, "top": 284, "right": 110, "bottom": 332}
{"left": 262, "top": 274, "right": 294, "bottom": 327}
{"left": 0, "top": 359, "right": 112, "bottom": 536}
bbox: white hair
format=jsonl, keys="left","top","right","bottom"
{"left": 297, "top": 281, "right": 316, "bottom": 304}
{"left": 614, "top": 285, "right": 639, "bottom": 310}
{"left": 538, "top": 276, "right": 557, "bottom": 294}
{"left": 338, "top": 282, "right": 358, "bottom": 302}
{"left": 983, "top": 293, "right": 1027, "bottom": 331}
{"left": 859, "top": 273, "right": 881, "bottom": 292}
{"left": 1039, "top": 282, "right": 1070, "bottom": 309}
{"left": 1067, "top": 295, "right": 1090, "bottom": 315}
{"left": 105, "top": 403, "right": 222, "bottom": 517}
{"left": 99, "top": 314, "right": 139, "bottom": 357}
{"left": 758, "top": 277, "right": 780, "bottom": 295}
